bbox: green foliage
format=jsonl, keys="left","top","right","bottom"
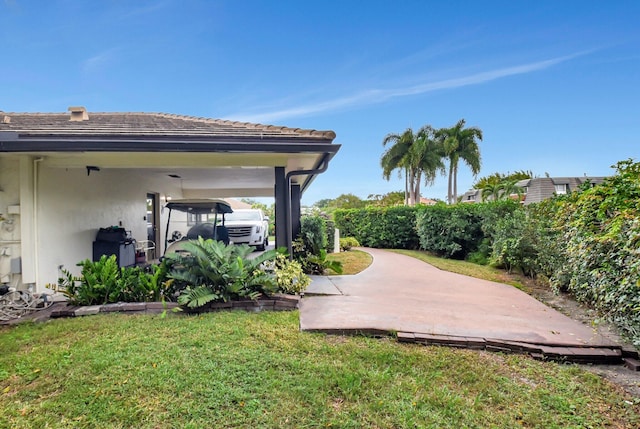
{"left": 485, "top": 160, "right": 640, "bottom": 344}
{"left": 299, "top": 215, "right": 327, "bottom": 255}
{"left": 339, "top": 237, "right": 360, "bottom": 251}
{"left": 163, "top": 237, "right": 278, "bottom": 309}
{"left": 325, "top": 219, "right": 336, "bottom": 253}
{"left": 58, "top": 255, "right": 172, "bottom": 305}
{"left": 266, "top": 253, "right": 311, "bottom": 294}
{"left": 546, "top": 160, "right": 640, "bottom": 343}
{"left": 292, "top": 238, "right": 343, "bottom": 275}
{"left": 474, "top": 170, "right": 533, "bottom": 189}
{"left": 415, "top": 201, "right": 520, "bottom": 260}
{"left": 293, "top": 217, "right": 343, "bottom": 274}
{"left": 367, "top": 190, "right": 405, "bottom": 207}
{"left": 334, "top": 206, "right": 421, "bottom": 249}
{"left": 381, "top": 126, "right": 445, "bottom": 206}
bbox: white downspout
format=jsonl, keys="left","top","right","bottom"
{"left": 33, "top": 157, "right": 43, "bottom": 291}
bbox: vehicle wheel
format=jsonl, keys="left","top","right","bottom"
{"left": 257, "top": 241, "right": 266, "bottom": 251}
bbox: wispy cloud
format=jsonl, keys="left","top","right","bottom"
{"left": 227, "top": 52, "right": 588, "bottom": 123}
{"left": 81, "top": 48, "right": 121, "bottom": 74}
{"left": 118, "top": 1, "right": 170, "bottom": 20}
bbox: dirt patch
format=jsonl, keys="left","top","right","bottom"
{"left": 510, "top": 273, "right": 640, "bottom": 399}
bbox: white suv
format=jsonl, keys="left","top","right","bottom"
{"left": 224, "top": 209, "right": 269, "bottom": 251}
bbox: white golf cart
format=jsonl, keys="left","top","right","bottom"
{"left": 163, "top": 198, "right": 233, "bottom": 256}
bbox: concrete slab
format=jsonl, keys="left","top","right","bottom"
{"left": 300, "top": 248, "right": 618, "bottom": 352}
{"left": 305, "top": 275, "right": 343, "bottom": 296}
{"left": 74, "top": 305, "right": 102, "bottom": 316}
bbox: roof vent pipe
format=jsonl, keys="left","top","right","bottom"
{"left": 68, "top": 106, "right": 89, "bottom": 122}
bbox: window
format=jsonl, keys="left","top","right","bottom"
{"left": 554, "top": 184, "right": 569, "bottom": 195}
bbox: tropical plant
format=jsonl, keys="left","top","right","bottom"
{"left": 474, "top": 170, "right": 533, "bottom": 189}
{"left": 292, "top": 238, "right": 343, "bottom": 275}
{"left": 436, "top": 119, "right": 483, "bottom": 204}
{"left": 339, "top": 237, "right": 360, "bottom": 251}
{"left": 58, "top": 255, "right": 172, "bottom": 305}
{"left": 381, "top": 126, "right": 445, "bottom": 206}
{"left": 481, "top": 179, "right": 524, "bottom": 202}
{"left": 480, "top": 181, "right": 503, "bottom": 202}
{"left": 163, "top": 238, "right": 278, "bottom": 309}
{"left": 266, "top": 253, "right": 310, "bottom": 294}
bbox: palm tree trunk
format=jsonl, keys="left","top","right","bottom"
{"left": 447, "top": 161, "right": 453, "bottom": 204}
{"left": 408, "top": 168, "right": 416, "bottom": 206}
{"left": 404, "top": 168, "right": 409, "bottom": 205}
{"left": 453, "top": 163, "right": 458, "bottom": 203}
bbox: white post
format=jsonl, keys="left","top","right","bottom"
{"left": 334, "top": 228, "right": 340, "bottom": 253}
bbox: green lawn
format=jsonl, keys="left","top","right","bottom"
{"left": 388, "top": 249, "right": 527, "bottom": 289}
{"left": 1, "top": 311, "right": 638, "bottom": 428}
{"left": 327, "top": 249, "right": 372, "bottom": 275}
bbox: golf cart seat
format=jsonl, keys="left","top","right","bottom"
{"left": 185, "top": 223, "right": 230, "bottom": 245}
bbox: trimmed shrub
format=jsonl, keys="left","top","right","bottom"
{"left": 334, "top": 206, "right": 420, "bottom": 249}
{"left": 340, "top": 237, "right": 360, "bottom": 251}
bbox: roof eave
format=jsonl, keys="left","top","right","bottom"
{"left": 0, "top": 137, "right": 340, "bottom": 154}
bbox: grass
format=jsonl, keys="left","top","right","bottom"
{"left": 1, "top": 311, "right": 638, "bottom": 428}
{"left": 388, "top": 249, "right": 527, "bottom": 290}
{"left": 326, "top": 249, "right": 372, "bottom": 275}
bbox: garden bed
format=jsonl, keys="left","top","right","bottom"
{"left": 49, "top": 294, "right": 300, "bottom": 319}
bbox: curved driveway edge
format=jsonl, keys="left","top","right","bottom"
{"left": 300, "top": 248, "right": 625, "bottom": 363}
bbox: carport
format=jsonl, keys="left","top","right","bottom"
{"left": 0, "top": 107, "right": 340, "bottom": 291}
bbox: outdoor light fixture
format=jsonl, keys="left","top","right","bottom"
{"left": 86, "top": 166, "right": 100, "bottom": 176}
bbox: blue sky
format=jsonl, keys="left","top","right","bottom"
{"left": 2, "top": 0, "right": 639, "bottom": 205}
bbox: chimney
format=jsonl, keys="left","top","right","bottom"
{"left": 68, "top": 106, "right": 89, "bottom": 121}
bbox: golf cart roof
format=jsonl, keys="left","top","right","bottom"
{"left": 165, "top": 199, "right": 233, "bottom": 215}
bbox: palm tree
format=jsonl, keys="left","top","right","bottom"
{"left": 481, "top": 182, "right": 503, "bottom": 202}
{"left": 381, "top": 128, "right": 416, "bottom": 205}
{"left": 437, "top": 119, "right": 483, "bottom": 204}
{"left": 412, "top": 125, "right": 446, "bottom": 204}
{"left": 499, "top": 179, "right": 524, "bottom": 201}
{"left": 381, "top": 127, "right": 445, "bottom": 206}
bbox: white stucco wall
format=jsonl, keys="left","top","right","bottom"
{"left": 35, "top": 166, "right": 183, "bottom": 286}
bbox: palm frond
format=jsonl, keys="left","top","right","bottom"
{"left": 177, "top": 286, "right": 220, "bottom": 308}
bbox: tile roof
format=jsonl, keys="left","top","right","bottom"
{"left": 0, "top": 110, "right": 336, "bottom": 141}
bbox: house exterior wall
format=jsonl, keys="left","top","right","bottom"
{"left": 0, "top": 156, "right": 22, "bottom": 286}
{"left": 0, "top": 156, "right": 185, "bottom": 291}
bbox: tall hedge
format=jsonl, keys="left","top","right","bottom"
{"left": 334, "top": 206, "right": 420, "bottom": 249}
{"left": 416, "top": 200, "right": 520, "bottom": 260}
{"left": 489, "top": 160, "right": 640, "bottom": 345}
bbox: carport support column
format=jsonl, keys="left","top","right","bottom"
{"left": 274, "top": 167, "right": 288, "bottom": 249}
{"left": 291, "top": 184, "right": 301, "bottom": 241}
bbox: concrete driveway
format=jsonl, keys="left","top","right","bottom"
{"left": 300, "top": 248, "right": 623, "bottom": 363}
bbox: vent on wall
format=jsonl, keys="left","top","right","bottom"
{"left": 68, "top": 106, "right": 89, "bottom": 122}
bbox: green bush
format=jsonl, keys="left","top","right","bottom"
{"left": 163, "top": 238, "right": 278, "bottom": 309}
{"left": 268, "top": 253, "right": 310, "bottom": 294}
{"left": 487, "top": 160, "right": 640, "bottom": 345}
{"left": 415, "top": 201, "right": 520, "bottom": 260}
{"left": 300, "top": 215, "right": 327, "bottom": 256}
{"left": 546, "top": 160, "right": 640, "bottom": 344}
{"left": 340, "top": 237, "right": 360, "bottom": 251}
{"left": 334, "top": 206, "right": 420, "bottom": 249}
{"left": 325, "top": 219, "right": 336, "bottom": 253}
{"left": 58, "top": 255, "right": 171, "bottom": 306}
